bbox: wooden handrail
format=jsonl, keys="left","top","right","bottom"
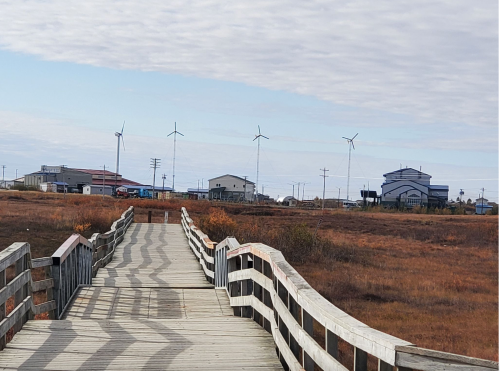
{"left": 224, "top": 241, "right": 499, "bottom": 371}
{"left": 0, "top": 205, "right": 135, "bottom": 348}
{"left": 181, "top": 207, "right": 498, "bottom": 371}
{"left": 181, "top": 207, "right": 216, "bottom": 284}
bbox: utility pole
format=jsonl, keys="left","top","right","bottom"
{"left": 15, "top": 169, "right": 18, "bottom": 179}
{"left": 297, "top": 182, "right": 300, "bottom": 200}
{"left": 320, "top": 168, "right": 329, "bottom": 210}
{"left": 288, "top": 183, "right": 295, "bottom": 198}
{"left": 61, "top": 165, "right": 67, "bottom": 198}
{"left": 1, "top": 165, "right": 5, "bottom": 182}
{"left": 459, "top": 188, "right": 464, "bottom": 209}
{"left": 243, "top": 176, "right": 248, "bottom": 202}
{"left": 151, "top": 158, "right": 161, "bottom": 200}
{"left": 337, "top": 187, "right": 341, "bottom": 208}
{"left": 162, "top": 173, "right": 167, "bottom": 201}
{"left": 481, "top": 188, "right": 485, "bottom": 214}
{"left": 301, "top": 182, "right": 310, "bottom": 201}
{"left": 102, "top": 165, "right": 106, "bottom": 200}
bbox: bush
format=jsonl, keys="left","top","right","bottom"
{"left": 198, "top": 208, "right": 237, "bottom": 242}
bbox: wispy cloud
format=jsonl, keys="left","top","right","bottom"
{"left": 0, "top": 0, "right": 496, "bottom": 130}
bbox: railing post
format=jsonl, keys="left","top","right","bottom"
{"left": 354, "top": 347, "right": 368, "bottom": 371}
{"left": 44, "top": 264, "right": 55, "bottom": 319}
{"left": 302, "top": 308, "right": 314, "bottom": 371}
{"left": 13, "top": 255, "right": 26, "bottom": 334}
{"left": 0, "top": 269, "right": 5, "bottom": 349}
{"left": 52, "top": 259, "right": 61, "bottom": 319}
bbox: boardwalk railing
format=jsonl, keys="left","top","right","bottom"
{"left": 0, "top": 206, "right": 134, "bottom": 347}
{"left": 181, "top": 207, "right": 216, "bottom": 284}
{"left": 182, "top": 207, "right": 498, "bottom": 371}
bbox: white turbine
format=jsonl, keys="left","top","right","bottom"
{"left": 114, "top": 121, "right": 125, "bottom": 188}
{"left": 253, "top": 125, "right": 269, "bottom": 202}
{"left": 167, "top": 122, "right": 184, "bottom": 191}
{"left": 342, "top": 133, "right": 358, "bottom": 201}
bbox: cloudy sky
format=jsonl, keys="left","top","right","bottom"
{"left": 0, "top": 0, "right": 497, "bottom": 202}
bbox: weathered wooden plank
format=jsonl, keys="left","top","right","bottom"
{"left": 31, "top": 257, "right": 52, "bottom": 268}
{"left": 32, "top": 300, "right": 56, "bottom": 315}
{"left": 31, "top": 278, "right": 54, "bottom": 292}
{"left": 0, "top": 270, "right": 31, "bottom": 305}
{"left": 395, "top": 346, "right": 498, "bottom": 370}
{"left": 0, "top": 243, "right": 30, "bottom": 272}
{"left": 0, "top": 296, "right": 32, "bottom": 339}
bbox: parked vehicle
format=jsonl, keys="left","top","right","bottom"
{"left": 130, "top": 188, "right": 152, "bottom": 199}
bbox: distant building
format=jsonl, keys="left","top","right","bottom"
{"left": 381, "top": 168, "right": 449, "bottom": 208}
{"left": 40, "top": 181, "right": 68, "bottom": 193}
{"left": 187, "top": 188, "right": 209, "bottom": 200}
{"left": 24, "top": 165, "right": 143, "bottom": 193}
{"left": 276, "top": 196, "right": 297, "bottom": 207}
{"left": 475, "top": 198, "right": 493, "bottom": 215}
{"left": 83, "top": 185, "right": 113, "bottom": 196}
{"left": 208, "top": 175, "right": 255, "bottom": 201}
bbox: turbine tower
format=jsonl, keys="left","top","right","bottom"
{"left": 253, "top": 125, "right": 269, "bottom": 202}
{"left": 167, "top": 122, "right": 184, "bottom": 191}
{"left": 342, "top": 133, "right": 358, "bottom": 201}
{"left": 115, "top": 121, "right": 126, "bottom": 188}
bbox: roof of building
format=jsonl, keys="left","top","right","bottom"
{"left": 428, "top": 185, "right": 449, "bottom": 190}
{"left": 187, "top": 188, "right": 209, "bottom": 193}
{"left": 208, "top": 174, "right": 255, "bottom": 184}
{"left": 73, "top": 168, "right": 121, "bottom": 176}
{"left": 383, "top": 168, "right": 431, "bottom": 178}
{"left": 277, "top": 196, "right": 296, "bottom": 202}
{"left": 84, "top": 184, "right": 113, "bottom": 188}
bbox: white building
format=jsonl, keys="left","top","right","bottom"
{"left": 208, "top": 175, "right": 255, "bottom": 201}
{"left": 381, "top": 168, "right": 448, "bottom": 208}
{"left": 83, "top": 185, "right": 113, "bottom": 196}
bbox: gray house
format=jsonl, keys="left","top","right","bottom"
{"left": 25, "top": 165, "right": 91, "bottom": 192}
{"left": 208, "top": 175, "right": 255, "bottom": 201}
{"left": 381, "top": 168, "right": 448, "bottom": 208}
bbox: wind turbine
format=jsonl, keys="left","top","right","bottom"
{"left": 167, "top": 122, "right": 184, "bottom": 191}
{"left": 342, "top": 133, "right": 358, "bottom": 201}
{"left": 115, "top": 121, "right": 126, "bottom": 188}
{"left": 253, "top": 125, "right": 269, "bottom": 202}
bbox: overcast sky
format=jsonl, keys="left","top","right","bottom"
{"left": 0, "top": 0, "right": 498, "bottom": 202}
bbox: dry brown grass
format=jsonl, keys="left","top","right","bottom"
{"left": 0, "top": 192, "right": 497, "bottom": 360}
{"left": 197, "top": 205, "right": 498, "bottom": 361}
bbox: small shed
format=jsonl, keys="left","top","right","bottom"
{"left": 83, "top": 185, "right": 113, "bottom": 196}
{"left": 276, "top": 196, "right": 297, "bottom": 207}
{"left": 475, "top": 198, "right": 493, "bottom": 215}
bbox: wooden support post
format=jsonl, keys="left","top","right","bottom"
{"left": 14, "top": 256, "right": 25, "bottom": 333}
{"left": 148, "top": 210, "right": 152, "bottom": 223}
{"left": 52, "top": 261, "right": 61, "bottom": 318}
{"left": 44, "top": 264, "right": 55, "bottom": 319}
{"left": 378, "top": 360, "right": 393, "bottom": 371}
{"left": 302, "top": 308, "right": 314, "bottom": 371}
{"left": 354, "top": 347, "right": 368, "bottom": 371}
{"left": 326, "top": 329, "right": 338, "bottom": 359}
{"left": 0, "top": 269, "right": 5, "bottom": 350}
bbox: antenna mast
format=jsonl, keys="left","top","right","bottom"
{"left": 253, "top": 125, "right": 269, "bottom": 202}
{"left": 167, "top": 122, "right": 184, "bottom": 191}
{"left": 342, "top": 133, "right": 358, "bottom": 201}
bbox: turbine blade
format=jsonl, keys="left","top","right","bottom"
{"left": 342, "top": 137, "right": 350, "bottom": 140}
{"left": 351, "top": 142, "right": 355, "bottom": 150}
{"left": 167, "top": 131, "right": 175, "bottom": 137}
{"left": 258, "top": 125, "right": 261, "bottom": 134}
{"left": 262, "top": 135, "right": 269, "bottom": 140}
{"left": 352, "top": 133, "right": 358, "bottom": 140}
{"left": 253, "top": 137, "right": 258, "bottom": 141}
{"left": 177, "top": 131, "right": 184, "bottom": 136}
{"left": 121, "top": 121, "right": 125, "bottom": 135}
{"left": 121, "top": 136, "right": 126, "bottom": 151}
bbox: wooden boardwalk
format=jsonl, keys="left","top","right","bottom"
{"left": 1, "top": 224, "right": 282, "bottom": 370}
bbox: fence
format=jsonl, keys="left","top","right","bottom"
{"left": 0, "top": 206, "right": 134, "bottom": 347}
{"left": 181, "top": 207, "right": 498, "bottom": 371}
{"left": 181, "top": 207, "right": 216, "bottom": 284}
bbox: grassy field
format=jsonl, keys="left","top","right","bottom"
{"left": 0, "top": 191, "right": 497, "bottom": 361}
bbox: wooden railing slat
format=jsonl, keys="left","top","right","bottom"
{"left": 31, "top": 257, "right": 53, "bottom": 268}
{"left": 0, "top": 296, "right": 32, "bottom": 340}
{"left": 31, "top": 278, "right": 54, "bottom": 292}
{"left": 0, "top": 270, "right": 31, "bottom": 305}
{"left": 0, "top": 243, "right": 30, "bottom": 272}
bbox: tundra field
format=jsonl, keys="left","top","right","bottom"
{"left": 0, "top": 191, "right": 497, "bottom": 362}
